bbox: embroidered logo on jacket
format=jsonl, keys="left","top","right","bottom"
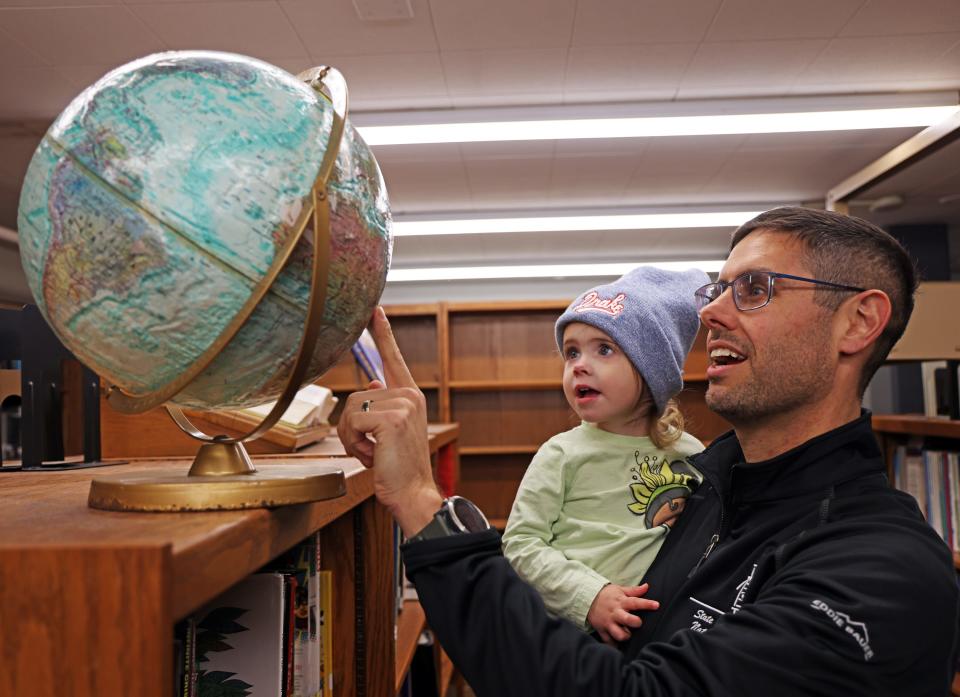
{"left": 572, "top": 291, "right": 627, "bottom": 317}
{"left": 688, "top": 596, "right": 725, "bottom": 633}
{"left": 627, "top": 454, "right": 698, "bottom": 528}
{"left": 731, "top": 563, "right": 758, "bottom": 614}
{"left": 810, "top": 599, "right": 875, "bottom": 661}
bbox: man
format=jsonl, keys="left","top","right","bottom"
{"left": 340, "top": 207, "right": 959, "bottom": 696}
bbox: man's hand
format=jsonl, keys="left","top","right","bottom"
{"left": 338, "top": 307, "right": 443, "bottom": 536}
{"left": 586, "top": 583, "right": 659, "bottom": 645}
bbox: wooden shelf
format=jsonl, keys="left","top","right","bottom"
{"left": 872, "top": 414, "right": 960, "bottom": 439}
{"left": 1, "top": 456, "right": 370, "bottom": 621}
{"left": 450, "top": 379, "right": 561, "bottom": 391}
{"left": 0, "top": 455, "right": 403, "bottom": 697}
{"left": 394, "top": 600, "right": 426, "bottom": 695}
{"left": 384, "top": 304, "right": 441, "bottom": 317}
{"left": 683, "top": 373, "right": 708, "bottom": 382}
{"left": 447, "top": 300, "right": 568, "bottom": 313}
{"left": 326, "top": 381, "right": 440, "bottom": 391}
{"left": 461, "top": 444, "right": 541, "bottom": 455}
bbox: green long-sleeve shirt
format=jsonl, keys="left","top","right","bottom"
{"left": 502, "top": 422, "right": 702, "bottom": 629}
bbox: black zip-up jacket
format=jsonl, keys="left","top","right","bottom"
{"left": 403, "top": 413, "right": 959, "bottom": 697}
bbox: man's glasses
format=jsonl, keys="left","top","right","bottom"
{"left": 694, "top": 271, "right": 866, "bottom": 312}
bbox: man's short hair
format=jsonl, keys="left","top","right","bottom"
{"left": 730, "top": 206, "right": 919, "bottom": 396}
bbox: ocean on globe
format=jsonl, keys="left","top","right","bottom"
{"left": 17, "top": 51, "right": 392, "bottom": 410}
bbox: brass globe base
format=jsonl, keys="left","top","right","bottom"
{"left": 87, "top": 441, "right": 346, "bottom": 512}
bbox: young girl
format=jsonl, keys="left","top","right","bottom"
{"left": 502, "top": 266, "right": 709, "bottom": 644}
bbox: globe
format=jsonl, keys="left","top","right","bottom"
{"left": 16, "top": 51, "right": 392, "bottom": 411}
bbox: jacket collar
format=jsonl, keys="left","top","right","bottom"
{"left": 691, "top": 410, "right": 882, "bottom": 503}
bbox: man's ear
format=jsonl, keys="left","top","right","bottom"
{"left": 837, "top": 290, "right": 892, "bottom": 356}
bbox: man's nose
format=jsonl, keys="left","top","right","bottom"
{"left": 699, "top": 288, "right": 738, "bottom": 331}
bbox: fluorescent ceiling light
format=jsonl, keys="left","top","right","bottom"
{"left": 387, "top": 260, "right": 725, "bottom": 283}
{"left": 393, "top": 211, "right": 762, "bottom": 237}
{"left": 359, "top": 106, "right": 959, "bottom": 146}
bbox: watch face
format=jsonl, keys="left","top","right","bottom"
{"left": 450, "top": 496, "right": 490, "bottom": 533}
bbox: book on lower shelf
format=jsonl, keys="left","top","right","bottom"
{"left": 177, "top": 530, "right": 337, "bottom": 697}
{"left": 193, "top": 572, "right": 288, "bottom": 697}
{"left": 893, "top": 440, "right": 960, "bottom": 552}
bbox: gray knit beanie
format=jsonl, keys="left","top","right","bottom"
{"left": 555, "top": 266, "right": 710, "bottom": 413}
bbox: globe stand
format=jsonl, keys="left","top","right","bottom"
{"left": 88, "top": 66, "right": 355, "bottom": 512}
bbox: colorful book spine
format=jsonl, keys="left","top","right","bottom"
{"left": 318, "top": 570, "right": 334, "bottom": 697}
{"left": 895, "top": 442, "right": 960, "bottom": 552}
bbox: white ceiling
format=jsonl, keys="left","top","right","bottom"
{"left": 1, "top": 0, "right": 960, "bottom": 304}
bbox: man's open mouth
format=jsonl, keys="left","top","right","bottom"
{"left": 710, "top": 347, "right": 746, "bottom": 366}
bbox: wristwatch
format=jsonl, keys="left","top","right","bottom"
{"left": 407, "top": 496, "right": 492, "bottom": 542}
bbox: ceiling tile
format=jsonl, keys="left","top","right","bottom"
{"left": 738, "top": 128, "right": 922, "bottom": 152}
{"left": 0, "top": 0, "right": 121, "bottom": 6}
{"left": 563, "top": 43, "right": 696, "bottom": 99}
{"left": 554, "top": 138, "right": 649, "bottom": 157}
{"left": 131, "top": 2, "right": 307, "bottom": 60}
{"left": 0, "top": 26, "right": 47, "bottom": 65}
{"left": 442, "top": 48, "right": 566, "bottom": 98}
{"left": 367, "top": 143, "right": 465, "bottom": 163}
{"left": 429, "top": 0, "right": 577, "bottom": 51}
{"left": 463, "top": 156, "right": 555, "bottom": 208}
{"left": 841, "top": 0, "right": 960, "bottom": 36}
{"left": 0, "top": 6, "right": 165, "bottom": 66}
{"left": 562, "top": 87, "right": 678, "bottom": 104}
{"left": 447, "top": 91, "right": 561, "bottom": 108}
{"left": 379, "top": 158, "right": 471, "bottom": 213}
{"left": 280, "top": 0, "right": 438, "bottom": 57}
{"left": 547, "top": 153, "right": 637, "bottom": 204}
{"left": 796, "top": 33, "right": 960, "bottom": 85}
{"left": 705, "top": 0, "right": 863, "bottom": 41}
{"left": 699, "top": 145, "right": 884, "bottom": 200}
{"left": 571, "top": 0, "right": 723, "bottom": 46}
{"left": 0, "top": 65, "right": 78, "bottom": 119}
{"left": 678, "top": 39, "right": 827, "bottom": 93}
{"left": 458, "top": 140, "right": 558, "bottom": 160}
{"left": 305, "top": 51, "right": 448, "bottom": 109}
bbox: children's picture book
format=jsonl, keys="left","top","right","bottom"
{"left": 351, "top": 329, "right": 385, "bottom": 384}
{"left": 194, "top": 572, "right": 287, "bottom": 697}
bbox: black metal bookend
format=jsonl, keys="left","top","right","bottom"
{"left": 0, "top": 304, "right": 117, "bottom": 471}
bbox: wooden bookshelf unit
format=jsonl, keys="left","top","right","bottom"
{"left": 0, "top": 424, "right": 461, "bottom": 697}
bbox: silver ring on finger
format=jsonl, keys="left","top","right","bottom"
{"left": 361, "top": 399, "right": 373, "bottom": 413}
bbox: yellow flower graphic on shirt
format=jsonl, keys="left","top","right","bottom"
{"left": 628, "top": 453, "right": 698, "bottom": 529}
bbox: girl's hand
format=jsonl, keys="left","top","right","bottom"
{"left": 586, "top": 582, "right": 659, "bottom": 645}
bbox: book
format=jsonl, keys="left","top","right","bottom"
{"left": 262, "top": 532, "right": 321, "bottom": 697}
{"left": 318, "top": 570, "right": 334, "bottom": 697}
{"left": 351, "top": 329, "right": 385, "bottom": 384}
{"left": 240, "top": 385, "right": 338, "bottom": 429}
{"left": 194, "top": 572, "right": 287, "bottom": 697}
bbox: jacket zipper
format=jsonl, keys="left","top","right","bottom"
{"left": 687, "top": 465, "right": 735, "bottom": 579}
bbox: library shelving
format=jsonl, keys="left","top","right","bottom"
{"left": 0, "top": 425, "right": 460, "bottom": 697}
{"left": 872, "top": 413, "right": 960, "bottom": 572}
{"left": 872, "top": 413, "right": 960, "bottom": 696}
{"left": 321, "top": 301, "right": 731, "bottom": 527}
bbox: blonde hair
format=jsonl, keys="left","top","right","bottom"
{"left": 648, "top": 398, "right": 684, "bottom": 450}
{"left": 632, "top": 378, "right": 685, "bottom": 449}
